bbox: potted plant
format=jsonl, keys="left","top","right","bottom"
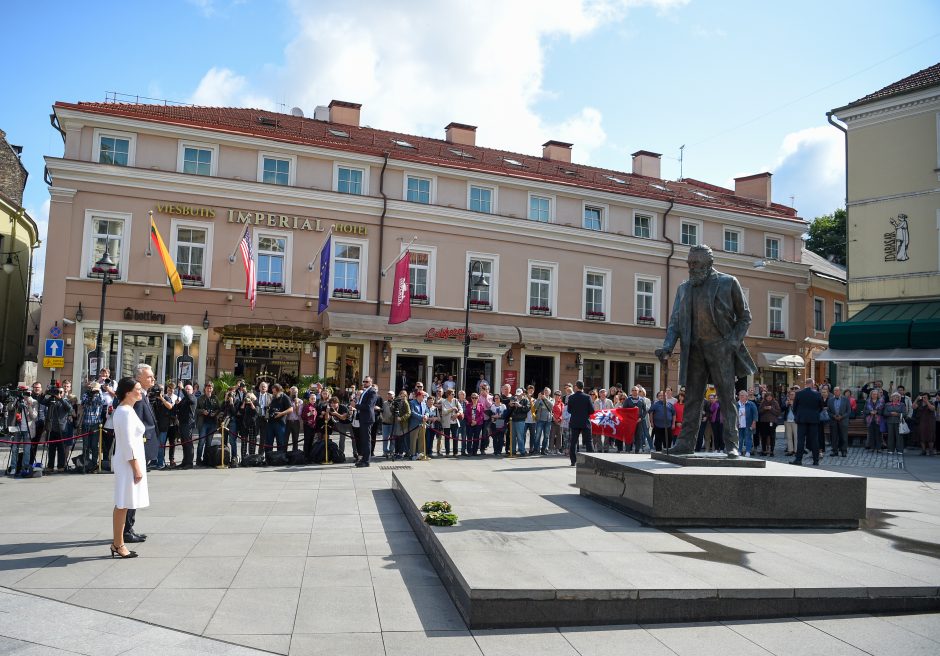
{"left": 529, "top": 305, "right": 551, "bottom": 316}
{"left": 258, "top": 280, "right": 284, "bottom": 292}
{"left": 411, "top": 293, "right": 430, "bottom": 305}
{"left": 769, "top": 329, "right": 786, "bottom": 338}
{"left": 181, "top": 272, "right": 204, "bottom": 286}
{"left": 332, "top": 287, "right": 360, "bottom": 299}
{"left": 469, "top": 298, "right": 492, "bottom": 310}
{"left": 636, "top": 315, "right": 656, "bottom": 326}
{"left": 586, "top": 310, "right": 606, "bottom": 321}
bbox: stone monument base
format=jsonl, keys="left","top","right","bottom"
{"left": 577, "top": 453, "right": 866, "bottom": 528}
{"left": 653, "top": 451, "right": 766, "bottom": 468}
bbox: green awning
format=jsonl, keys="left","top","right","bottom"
{"left": 829, "top": 301, "right": 940, "bottom": 350}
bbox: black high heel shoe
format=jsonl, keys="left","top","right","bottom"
{"left": 110, "top": 543, "right": 138, "bottom": 559}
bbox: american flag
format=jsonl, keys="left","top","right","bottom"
{"left": 238, "top": 227, "right": 256, "bottom": 310}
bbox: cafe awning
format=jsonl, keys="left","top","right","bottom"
{"left": 759, "top": 353, "right": 806, "bottom": 368}
{"left": 323, "top": 312, "right": 521, "bottom": 345}
{"left": 519, "top": 327, "right": 661, "bottom": 355}
{"left": 829, "top": 300, "right": 940, "bottom": 350}
{"left": 815, "top": 348, "right": 940, "bottom": 362}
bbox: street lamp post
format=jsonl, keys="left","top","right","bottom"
{"left": 88, "top": 246, "right": 116, "bottom": 381}
{"left": 461, "top": 261, "right": 489, "bottom": 392}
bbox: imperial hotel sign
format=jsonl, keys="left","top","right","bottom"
{"left": 40, "top": 98, "right": 817, "bottom": 395}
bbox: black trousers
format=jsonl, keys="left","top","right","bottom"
{"left": 569, "top": 426, "right": 593, "bottom": 465}
{"left": 795, "top": 422, "right": 819, "bottom": 464}
{"left": 303, "top": 424, "right": 317, "bottom": 462}
{"left": 358, "top": 422, "right": 373, "bottom": 464}
{"left": 179, "top": 424, "right": 195, "bottom": 466}
{"left": 47, "top": 432, "right": 67, "bottom": 470}
{"left": 124, "top": 509, "right": 136, "bottom": 534}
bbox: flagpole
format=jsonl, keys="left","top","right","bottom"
{"left": 229, "top": 227, "right": 250, "bottom": 263}
{"left": 381, "top": 235, "right": 418, "bottom": 277}
{"left": 307, "top": 225, "right": 336, "bottom": 271}
{"left": 146, "top": 210, "right": 153, "bottom": 257}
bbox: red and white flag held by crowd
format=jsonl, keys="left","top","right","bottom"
{"left": 238, "top": 226, "right": 256, "bottom": 310}
{"left": 590, "top": 406, "right": 640, "bottom": 445}
{"left": 388, "top": 251, "right": 411, "bottom": 325}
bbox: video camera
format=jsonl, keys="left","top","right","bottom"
{"left": 0, "top": 386, "right": 27, "bottom": 405}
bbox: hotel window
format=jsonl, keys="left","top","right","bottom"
{"left": 406, "top": 176, "right": 432, "bottom": 204}
{"left": 636, "top": 277, "right": 657, "bottom": 324}
{"left": 93, "top": 129, "right": 135, "bottom": 167}
{"left": 814, "top": 298, "right": 825, "bottom": 332}
{"left": 834, "top": 301, "right": 844, "bottom": 325}
{"left": 583, "top": 205, "right": 603, "bottom": 231}
{"left": 765, "top": 236, "right": 781, "bottom": 260}
{"left": 469, "top": 185, "right": 493, "bottom": 213}
{"left": 769, "top": 294, "right": 787, "bottom": 336}
{"left": 337, "top": 166, "right": 364, "bottom": 195}
{"left": 181, "top": 146, "right": 213, "bottom": 176}
{"left": 257, "top": 235, "right": 286, "bottom": 292}
{"left": 333, "top": 242, "right": 362, "bottom": 298}
{"left": 680, "top": 221, "right": 698, "bottom": 246}
{"left": 260, "top": 154, "right": 292, "bottom": 186}
{"left": 88, "top": 215, "right": 125, "bottom": 279}
{"left": 409, "top": 251, "right": 431, "bottom": 304}
{"left": 528, "top": 264, "right": 553, "bottom": 314}
{"left": 175, "top": 227, "right": 207, "bottom": 286}
{"left": 634, "top": 213, "right": 652, "bottom": 239}
{"left": 529, "top": 195, "right": 551, "bottom": 222}
{"left": 585, "top": 271, "right": 606, "bottom": 320}
{"left": 468, "top": 257, "right": 494, "bottom": 310}
{"left": 723, "top": 228, "right": 741, "bottom": 253}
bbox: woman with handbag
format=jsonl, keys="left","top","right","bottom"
{"left": 883, "top": 392, "right": 906, "bottom": 454}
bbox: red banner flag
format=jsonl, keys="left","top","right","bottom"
{"left": 590, "top": 406, "right": 640, "bottom": 445}
{"left": 388, "top": 251, "right": 411, "bottom": 325}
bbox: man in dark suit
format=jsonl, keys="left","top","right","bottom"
{"left": 828, "top": 386, "right": 851, "bottom": 457}
{"left": 792, "top": 378, "right": 823, "bottom": 466}
{"left": 356, "top": 377, "right": 378, "bottom": 468}
{"left": 126, "top": 363, "right": 157, "bottom": 544}
{"left": 656, "top": 245, "right": 756, "bottom": 457}
{"left": 176, "top": 384, "right": 198, "bottom": 469}
{"left": 567, "top": 380, "right": 595, "bottom": 466}
{"left": 395, "top": 368, "right": 409, "bottom": 395}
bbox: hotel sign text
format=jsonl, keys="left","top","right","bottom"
{"left": 154, "top": 203, "right": 366, "bottom": 235}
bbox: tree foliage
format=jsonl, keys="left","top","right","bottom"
{"left": 805, "top": 208, "right": 846, "bottom": 264}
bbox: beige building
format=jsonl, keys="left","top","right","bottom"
{"left": 41, "top": 99, "right": 814, "bottom": 394}
{"left": 826, "top": 63, "right": 940, "bottom": 394}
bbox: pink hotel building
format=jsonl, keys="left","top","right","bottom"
{"left": 40, "top": 99, "right": 812, "bottom": 394}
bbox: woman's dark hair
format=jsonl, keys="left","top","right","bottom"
{"left": 116, "top": 377, "right": 139, "bottom": 402}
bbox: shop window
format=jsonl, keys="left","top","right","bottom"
{"left": 333, "top": 242, "right": 362, "bottom": 299}
{"left": 257, "top": 235, "right": 286, "bottom": 292}
{"left": 175, "top": 226, "right": 207, "bottom": 286}
{"left": 325, "top": 343, "right": 363, "bottom": 392}
{"left": 583, "top": 359, "right": 604, "bottom": 392}
{"left": 634, "top": 362, "right": 655, "bottom": 392}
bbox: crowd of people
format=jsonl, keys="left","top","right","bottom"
{"left": 6, "top": 367, "right": 940, "bottom": 478}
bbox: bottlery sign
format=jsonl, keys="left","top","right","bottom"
{"left": 154, "top": 203, "right": 367, "bottom": 235}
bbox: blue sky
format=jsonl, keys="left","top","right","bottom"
{"left": 4, "top": 0, "right": 939, "bottom": 294}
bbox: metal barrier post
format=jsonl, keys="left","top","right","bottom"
{"left": 322, "top": 414, "right": 331, "bottom": 465}
{"left": 97, "top": 424, "right": 103, "bottom": 473}
{"left": 217, "top": 421, "right": 227, "bottom": 469}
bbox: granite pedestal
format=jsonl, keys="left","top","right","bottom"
{"left": 577, "top": 453, "right": 867, "bottom": 528}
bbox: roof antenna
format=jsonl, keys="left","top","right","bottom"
{"left": 678, "top": 145, "right": 685, "bottom": 180}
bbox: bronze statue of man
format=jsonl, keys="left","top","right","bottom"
{"left": 655, "top": 245, "right": 756, "bottom": 456}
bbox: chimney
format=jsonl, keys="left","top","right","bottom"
{"left": 328, "top": 100, "right": 361, "bottom": 127}
{"left": 631, "top": 150, "right": 661, "bottom": 178}
{"left": 445, "top": 122, "right": 477, "bottom": 146}
{"left": 542, "top": 140, "right": 572, "bottom": 163}
{"left": 734, "top": 172, "right": 772, "bottom": 207}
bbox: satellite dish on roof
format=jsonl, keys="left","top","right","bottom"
{"left": 290, "top": 107, "right": 304, "bottom": 117}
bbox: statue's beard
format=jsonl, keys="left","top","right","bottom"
{"left": 690, "top": 270, "right": 709, "bottom": 286}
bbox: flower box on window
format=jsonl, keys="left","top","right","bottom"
{"left": 332, "top": 287, "right": 360, "bottom": 299}
{"left": 636, "top": 316, "right": 656, "bottom": 326}
{"left": 89, "top": 265, "right": 119, "bottom": 279}
{"left": 769, "top": 329, "right": 786, "bottom": 338}
{"left": 586, "top": 311, "right": 606, "bottom": 321}
{"left": 180, "top": 273, "right": 204, "bottom": 287}
{"left": 258, "top": 280, "right": 284, "bottom": 293}
{"left": 529, "top": 305, "right": 551, "bottom": 316}
{"left": 411, "top": 294, "right": 430, "bottom": 306}
{"left": 469, "top": 299, "right": 492, "bottom": 311}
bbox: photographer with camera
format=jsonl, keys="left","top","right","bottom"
{"left": 78, "top": 382, "right": 106, "bottom": 469}
{"left": 196, "top": 382, "right": 220, "bottom": 466}
{"left": 40, "top": 384, "right": 75, "bottom": 474}
{"left": 4, "top": 385, "right": 38, "bottom": 476}
{"left": 175, "top": 383, "right": 197, "bottom": 469}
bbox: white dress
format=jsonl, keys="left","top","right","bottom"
{"left": 113, "top": 404, "right": 150, "bottom": 509}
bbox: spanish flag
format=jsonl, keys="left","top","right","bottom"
{"left": 150, "top": 215, "right": 183, "bottom": 298}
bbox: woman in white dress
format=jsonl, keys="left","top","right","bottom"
{"left": 110, "top": 377, "right": 149, "bottom": 558}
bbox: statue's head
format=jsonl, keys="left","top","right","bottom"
{"left": 687, "top": 244, "right": 714, "bottom": 286}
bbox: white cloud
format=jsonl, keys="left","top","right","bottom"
{"left": 187, "top": 0, "right": 685, "bottom": 163}
{"left": 26, "top": 198, "right": 49, "bottom": 295}
{"left": 769, "top": 125, "right": 845, "bottom": 220}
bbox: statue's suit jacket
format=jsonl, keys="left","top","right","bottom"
{"left": 662, "top": 271, "right": 756, "bottom": 387}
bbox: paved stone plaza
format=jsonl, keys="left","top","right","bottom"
{"left": 1, "top": 440, "right": 938, "bottom": 655}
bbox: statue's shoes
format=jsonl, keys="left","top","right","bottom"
{"left": 665, "top": 445, "right": 695, "bottom": 456}
{"left": 724, "top": 448, "right": 740, "bottom": 458}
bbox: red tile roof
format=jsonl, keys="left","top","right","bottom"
{"left": 847, "top": 62, "right": 940, "bottom": 107}
{"left": 54, "top": 101, "right": 801, "bottom": 222}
